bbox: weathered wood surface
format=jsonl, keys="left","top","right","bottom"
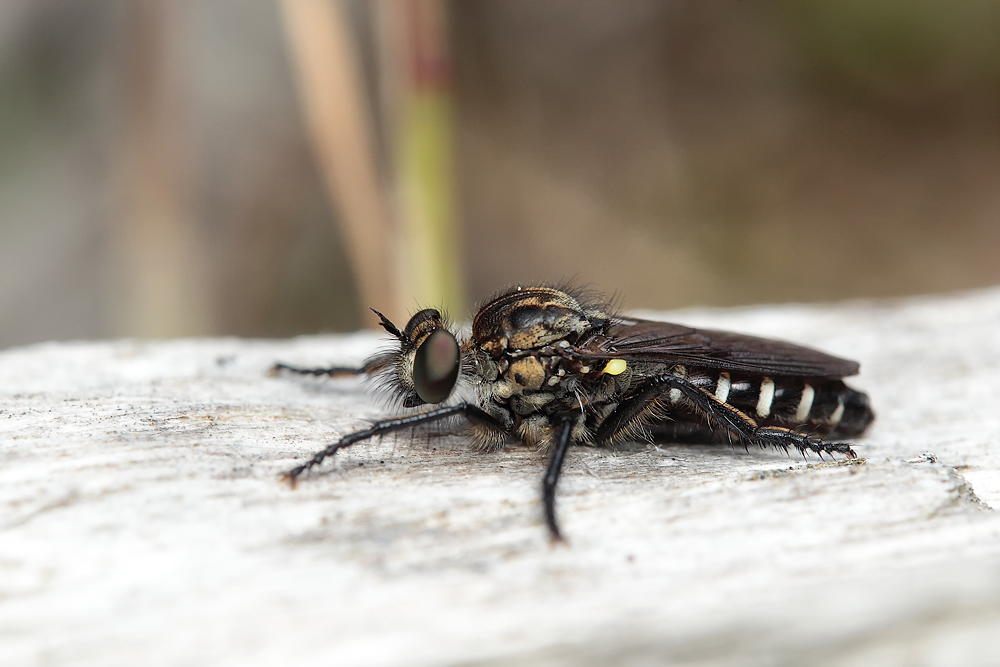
{"left": 3, "top": 288, "right": 1000, "bottom": 666}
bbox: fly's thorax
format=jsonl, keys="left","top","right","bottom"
{"left": 517, "top": 411, "right": 591, "bottom": 451}
{"left": 471, "top": 286, "right": 610, "bottom": 359}
{"left": 482, "top": 348, "right": 631, "bottom": 417}
{"left": 508, "top": 356, "right": 546, "bottom": 390}
{"left": 491, "top": 352, "right": 561, "bottom": 400}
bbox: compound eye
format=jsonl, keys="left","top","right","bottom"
{"left": 412, "top": 328, "right": 460, "bottom": 404}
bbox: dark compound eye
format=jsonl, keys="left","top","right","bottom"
{"left": 412, "top": 328, "right": 460, "bottom": 404}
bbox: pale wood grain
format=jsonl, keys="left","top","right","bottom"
{"left": 2, "top": 288, "right": 999, "bottom": 666}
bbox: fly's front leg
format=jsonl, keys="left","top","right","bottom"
{"left": 270, "top": 352, "right": 394, "bottom": 378}
{"left": 597, "top": 375, "right": 857, "bottom": 459}
{"left": 282, "top": 403, "right": 506, "bottom": 485}
{"left": 269, "top": 362, "right": 366, "bottom": 378}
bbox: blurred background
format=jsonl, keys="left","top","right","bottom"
{"left": 0, "top": 0, "right": 997, "bottom": 348}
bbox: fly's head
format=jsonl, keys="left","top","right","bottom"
{"left": 370, "top": 308, "right": 462, "bottom": 408}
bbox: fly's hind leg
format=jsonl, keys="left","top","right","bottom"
{"left": 751, "top": 425, "right": 856, "bottom": 460}
{"left": 596, "top": 374, "right": 856, "bottom": 459}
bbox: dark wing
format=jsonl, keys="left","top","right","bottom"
{"left": 579, "top": 317, "right": 859, "bottom": 378}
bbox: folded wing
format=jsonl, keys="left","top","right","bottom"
{"left": 583, "top": 317, "right": 859, "bottom": 378}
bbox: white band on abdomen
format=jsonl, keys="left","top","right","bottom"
{"left": 756, "top": 377, "right": 775, "bottom": 418}
{"left": 715, "top": 372, "right": 731, "bottom": 403}
{"left": 795, "top": 384, "right": 815, "bottom": 422}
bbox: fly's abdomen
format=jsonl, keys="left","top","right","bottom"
{"left": 697, "top": 371, "right": 874, "bottom": 438}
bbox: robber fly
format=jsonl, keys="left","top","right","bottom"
{"left": 272, "top": 286, "right": 874, "bottom": 541}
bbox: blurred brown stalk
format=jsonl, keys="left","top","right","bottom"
{"left": 280, "top": 0, "right": 405, "bottom": 325}
{"left": 114, "top": 0, "right": 211, "bottom": 337}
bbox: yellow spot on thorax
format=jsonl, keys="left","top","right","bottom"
{"left": 603, "top": 359, "right": 628, "bottom": 375}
